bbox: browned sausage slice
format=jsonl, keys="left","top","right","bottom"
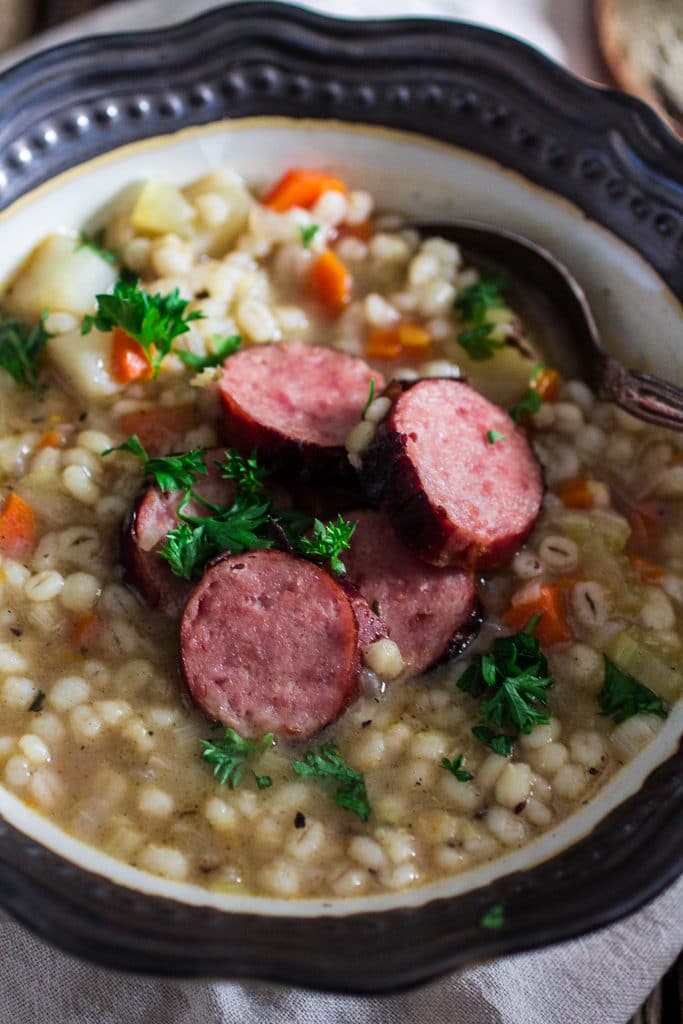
{"left": 217, "top": 342, "right": 384, "bottom": 481}
{"left": 360, "top": 379, "right": 543, "bottom": 569}
{"left": 122, "top": 448, "right": 238, "bottom": 617}
{"left": 179, "top": 550, "right": 360, "bottom": 740}
{"left": 343, "top": 508, "right": 480, "bottom": 677}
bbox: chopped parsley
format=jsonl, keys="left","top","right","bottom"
{"left": 300, "top": 224, "right": 320, "bottom": 248}
{"left": 599, "top": 657, "right": 669, "bottom": 723}
{"left": 200, "top": 728, "right": 273, "bottom": 789}
{"left": 292, "top": 742, "right": 370, "bottom": 822}
{"left": 177, "top": 333, "right": 242, "bottom": 371}
{"left": 81, "top": 278, "right": 204, "bottom": 376}
{"left": 510, "top": 364, "right": 546, "bottom": 423}
{"left": 487, "top": 430, "right": 505, "bottom": 444}
{"left": 441, "top": 754, "right": 473, "bottom": 782}
{"left": 217, "top": 448, "right": 268, "bottom": 497}
{"left": 481, "top": 902, "right": 505, "bottom": 929}
{"left": 362, "top": 378, "right": 375, "bottom": 418}
{"left": 458, "top": 617, "right": 552, "bottom": 754}
{"left": 253, "top": 772, "right": 273, "bottom": 790}
{"left": 0, "top": 309, "right": 51, "bottom": 392}
{"left": 295, "top": 515, "right": 357, "bottom": 575}
{"left": 102, "top": 435, "right": 207, "bottom": 492}
{"left": 76, "top": 228, "right": 118, "bottom": 266}
{"left": 454, "top": 273, "right": 508, "bottom": 361}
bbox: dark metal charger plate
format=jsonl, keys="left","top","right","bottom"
{"left": 0, "top": 1, "right": 681, "bottom": 992}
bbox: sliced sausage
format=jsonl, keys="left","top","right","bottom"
{"left": 217, "top": 341, "right": 384, "bottom": 482}
{"left": 180, "top": 549, "right": 360, "bottom": 740}
{"left": 338, "top": 578, "right": 389, "bottom": 650}
{"left": 343, "top": 508, "right": 481, "bottom": 677}
{"left": 360, "top": 379, "right": 543, "bottom": 569}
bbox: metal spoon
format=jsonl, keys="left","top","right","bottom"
{"left": 415, "top": 220, "right": 683, "bottom": 432}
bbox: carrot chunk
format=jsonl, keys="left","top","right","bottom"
{"left": 0, "top": 493, "right": 36, "bottom": 559}
{"left": 336, "top": 220, "right": 372, "bottom": 243}
{"left": 532, "top": 367, "right": 560, "bottom": 402}
{"left": 557, "top": 477, "right": 594, "bottom": 509}
{"left": 628, "top": 553, "right": 664, "bottom": 583}
{"left": 118, "top": 403, "right": 198, "bottom": 455}
{"left": 71, "top": 612, "right": 99, "bottom": 651}
{"left": 365, "top": 323, "right": 431, "bottom": 359}
{"left": 310, "top": 250, "right": 352, "bottom": 315}
{"left": 263, "top": 168, "right": 347, "bottom": 212}
{"left": 37, "top": 429, "right": 64, "bottom": 450}
{"left": 502, "top": 586, "right": 571, "bottom": 646}
{"left": 111, "top": 327, "right": 152, "bottom": 384}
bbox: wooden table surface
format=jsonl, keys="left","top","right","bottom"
{"left": 0, "top": 1, "right": 681, "bottom": 1020}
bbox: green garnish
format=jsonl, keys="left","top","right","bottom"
{"left": 102, "top": 435, "right": 207, "bottom": 492}
{"left": 177, "top": 333, "right": 242, "bottom": 371}
{"left": 76, "top": 228, "right": 118, "bottom": 266}
{"left": 362, "top": 378, "right": 376, "bottom": 418}
{"left": 295, "top": 515, "right": 357, "bottom": 575}
{"left": 300, "top": 224, "right": 320, "bottom": 248}
{"left": 253, "top": 772, "right": 273, "bottom": 790}
{"left": 0, "top": 309, "right": 51, "bottom": 392}
{"left": 481, "top": 902, "right": 505, "bottom": 929}
{"left": 510, "top": 364, "right": 546, "bottom": 423}
{"left": 487, "top": 429, "right": 505, "bottom": 444}
{"left": 292, "top": 742, "right": 370, "bottom": 822}
{"left": 200, "top": 728, "right": 273, "bottom": 789}
{"left": 599, "top": 657, "right": 669, "bottom": 723}
{"left": 441, "top": 754, "right": 473, "bottom": 782}
{"left": 454, "top": 273, "right": 508, "bottom": 361}
{"left": 81, "top": 278, "right": 204, "bottom": 376}
{"left": 217, "top": 448, "right": 268, "bottom": 497}
{"left": 458, "top": 617, "right": 552, "bottom": 753}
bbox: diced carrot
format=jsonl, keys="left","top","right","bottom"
{"left": 628, "top": 553, "right": 664, "bottom": 583}
{"left": 263, "top": 168, "right": 347, "bottom": 213}
{"left": 310, "top": 250, "right": 352, "bottom": 315}
{"left": 557, "top": 477, "right": 594, "bottom": 509}
{"left": 0, "top": 493, "right": 36, "bottom": 559}
{"left": 111, "top": 327, "right": 152, "bottom": 384}
{"left": 71, "top": 612, "right": 99, "bottom": 651}
{"left": 118, "top": 403, "right": 198, "bottom": 456}
{"left": 397, "top": 323, "right": 431, "bottom": 349}
{"left": 365, "top": 322, "right": 431, "bottom": 360}
{"left": 531, "top": 367, "right": 560, "bottom": 402}
{"left": 37, "top": 429, "right": 64, "bottom": 450}
{"left": 336, "top": 220, "right": 373, "bottom": 243}
{"left": 502, "top": 585, "right": 571, "bottom": 646}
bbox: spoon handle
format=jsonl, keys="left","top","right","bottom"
{"left": 600, "top": 356, "right": 683, "bottom": 431}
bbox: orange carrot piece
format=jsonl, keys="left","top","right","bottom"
{"left": 71, "top": 612, "right": 99, "bottom": 651}
{"left": 111, "top": 327, "right": 152, "bottom": 384}
{"left": 365, "top": 327, "right": 403, "bottom": 359}
{"left": 0, "top": 493, "right": 36, "bottom": 559}
{"left": 310, "top": 250, "right": 352, "bottom": 315}
{"left": 336, "top": 220, "right": 373, "bottom": 243}
{"left": 628, "top": 553, "right": 664, "bottom": 583}
{"left": 37, "top": 429, "right": 64, "bottom": 450}
{"left": 263, "top": 168, "right": 347, "bottom": 212}
{"left": 397, "top": 323, "right": 430, "bottom": 349}
{"left": 557, "top": 477, "right": 594, "bottom": 509}
{"left": 532, "top": 367, "right": 560, "bottom": 402}
{"left": 118, "top": 403, "right": 198, "bottom": 455}
{"left": 502, "top": 586, "right": 571, "bottom": 646}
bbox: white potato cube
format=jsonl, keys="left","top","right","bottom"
{"left": 46, "top": 328, "right": 120, "bottom": 400}
{"left": 131, "top": 179, "right": 195, "bottom": 237}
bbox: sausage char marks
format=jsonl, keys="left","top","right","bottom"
{"left": 179, "top": 550, "right": 361, "bottom": 741}
{"left": 343, "top": 508, "right": 480, "bottom": 678}
{"left": 360, "top": 379, "right": 543, "bottom": 570}
{"left": 217, "top": 341, "right": 384, "bottom": 482}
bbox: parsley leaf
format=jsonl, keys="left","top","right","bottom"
{"left": 253, "top": 772, "right": 273, "bottom": 790}
{"left": 454, "top": 273, "right": 507, "bottom": 323}
{"left": 458, "top": 322, "right": 505, "bottom": 361}
{"left": 0, "top": 309, "right": 51, "bottom": 392}
{"left": 76, "top": 228, "right": 118, "bottom": 266}
{"left": 481, "top": 902, "right": 505, "bottom": 929}
{"left": 362, "top": 378, "right": 376, "bottom": 418}
{"left": 599, "top": 657, "right": 669, "bottom": 724}
{"left": 510, "top": 388, "right": 542, "bottom": 423}
{"left": 300, "top": 224, "right": 320, "bottom": 248}
{"left": 487, "top": 430, "right": 505, "bottom": 444}
{"left": 441, "top": 754, "right": 473, "bottom": 782}
{"left": 200, "top": 728, "right": 273, "bottom": 789}
{"left": 458, "top": 623, "right": 552, "bottom": 752}
{"left": 295, "top": 515, "right": 357, "bottom": 574}
{"left": 81, "top": 279, "right": 204, "bottom": 376}
{"left": 102, "top": 435, "right": 207, "bottom": 492}
{"left": 292, "top": 742, "right": 370, "bottom": 822}
{"left": 158, "top": 522, "right": 216, "bottom": 581}
{"left": 177, "top": 333, "right": 242, "bottom": 371}
{"left": 216, "top": 448, "right": 268, "bottom": 497}
{"left": 454, "top": 273, "right": 508, "bottom": 361}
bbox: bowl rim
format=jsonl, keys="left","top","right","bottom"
{"left": 0, "top": 0, "right": 681, "bottom": 992}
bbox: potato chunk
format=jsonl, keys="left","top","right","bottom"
{"left": 46, "top": 328, "right": 120, "bottom": 400}
{"left": 183, "top": 169, "right": 251, "bottom": 257}
{"left": 4, "top": 234, "right": 117, "bottom": 321}
{"left": 131, "top": 179, "right": 195, "bottom": 237}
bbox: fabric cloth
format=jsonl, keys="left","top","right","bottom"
{"left": 0, "top": 2, "right": 680, "bottom": 1022}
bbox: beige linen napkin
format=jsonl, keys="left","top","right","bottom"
{"left": 0, "top": 3, "right": 680, "bottom": 1021}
